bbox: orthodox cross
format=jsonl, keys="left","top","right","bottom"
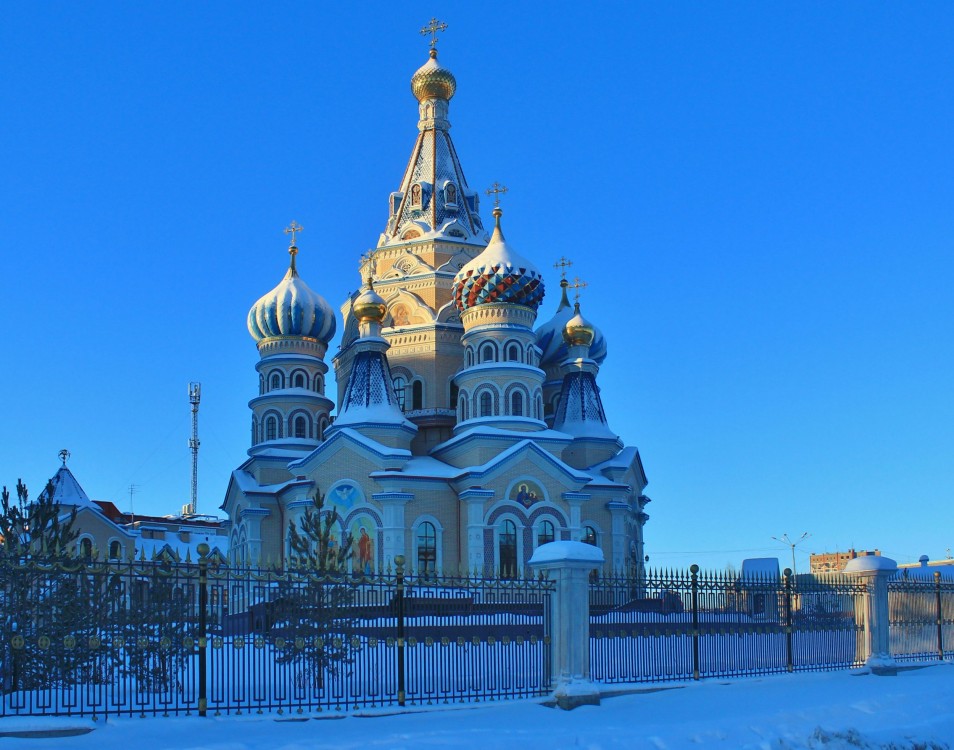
{"left": 420, "top": 18, "right": 448, "bottom": 49}
{"left": 284, "top": 220, "right": 303, "bottom": 247}
{"left": 553, "top": 256, "right": 573, "bottom": 281}
{"left": 58, "top": 449, "right": 70, "bottom": 466}
{"left": 486, "top": 182, "right": 508, "bottom": 207}
{"left": 568, "top": 277, "right": 588, "bottom": 303}
{"left": 360, "top": 250, "right": 376, "bottom": 285}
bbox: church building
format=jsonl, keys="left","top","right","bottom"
{"left": 221, "top": 30, "right": 651, "bottom": 576}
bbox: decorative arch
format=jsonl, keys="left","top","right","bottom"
{"left": 288, "top": 409, "right": 311, "bottom": 439}
{"left": 479, "top": 341, "right": 498, "bottom": 363}
{"left": 503, "top": 476, "right": 551, "bottom": 506}
{"left": 458, "top": 389, "right": 470, "bottom": 421}
{"left": 504, "top": 340, "right": 521, "bottom": 362}
{"left": 504, "top": 383, "right": 531, "bottom": 417}
{"left": 411, "top": 515, "right": 444, "bottom": 575}
{"left": 262, "top": 409, "right": 283, "bottom": 441}
{"left": 290, "top": 369, "right": 308, "bottom": 389}
{"left": 313, "top": 373, "right": 324, "bottom": 392}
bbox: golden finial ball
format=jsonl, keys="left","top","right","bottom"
{"left": 353, "top": 285, "right": 388, "bottom": 324}
{"left": 411, "top": 49, "right": 457, "bottom": 102}
{"left": 563, "top": 306, "right": 595, "bottom": 347}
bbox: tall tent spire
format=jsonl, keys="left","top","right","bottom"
{"left": 378, "top": 21, "right": 487, "bottom": 249}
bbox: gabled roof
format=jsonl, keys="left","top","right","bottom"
{"left": 451, "top": 439, "right": 592, "bottom": 489}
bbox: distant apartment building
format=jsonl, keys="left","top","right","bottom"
{"left": 810, "top": 548, "right": 881, "bottom": 573}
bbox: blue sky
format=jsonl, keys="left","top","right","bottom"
{"left": 1, "top": 2, "right": 951, "bottom": 571}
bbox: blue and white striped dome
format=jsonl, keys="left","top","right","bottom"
{"left": 247, "top": 253, "right": 336, "bottom": 344}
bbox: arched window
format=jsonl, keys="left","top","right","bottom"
{"left": 411, "top": 183, "right": 422, "bottom": 206}
{"left": 459, "top": 395, "right": 469, "bottom": 421}
{"left": 499, "top": 520, "right": 517, "bottom": 579}
{"left": 536, "top": 395, "right": 543, "bottom": 420}
{"left": 259, "top": 375, "right": 265, "bottom": 395}
{"left": 537, "top": 520, "right": 555, "bottom": 547}
{"left": 412, "top": 381, "right": 423, "bottom": 410}
{"left": 294, "top": 415, "right": 307, "bottom": 439}
{"left": 417, "top": 521, "right": 437, "bottom": 576}
{"left": 293, "top": 372, "right": 305, "bottom": 389}
{"left": 583, "top": 526, "right": 598, "bottom": 546}
{"left": 393, "top": 377, "right": 407, "bottom": 411}
{"left": 270, "top": 373, "right": 282, "bottom": 391}
{"left": 511, "top": 391, "right": 523, "bottom": 416}
{"left": 480, "top": 391, "right": 493, "bottom": 417}
{"left": 480, "top": 343, "right": 495, "bottom": 363}
{"left": 466, "top": 348, "right": 474, "bottom": 367}
{"left": 445, "top": 184, "right": 457, "bottom": 204}
{"left": 506, "top": 343, "right": 520, "bottom": 362}
{"left": 79, "top": 538, "right": 93, "bottom": 559}
{"left": 251, "top": 418, "right": 257, "bottom": 445}
{"left": 313, "top": 374, "right": 322, "bottom": 392}
{"left": 109, "top": 540, "right": 122, "bottom": 560}
{"left": 266, "top": 416, "right": 278, "bottom": 441}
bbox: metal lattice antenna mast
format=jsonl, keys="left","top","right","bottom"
{"left": 188, "top": 382, "right": 201, "bottom": 515}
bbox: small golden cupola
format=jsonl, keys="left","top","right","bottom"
{"left": 411, "top": 48, "right": 457, "bottom": 103}
{"left": 563, "top": 302, "right": 596, "bottom": 349}
{"left": 352, "top": 277, "right": 387, "bottom": 325}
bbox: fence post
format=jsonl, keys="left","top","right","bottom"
{"left": 935, "top": 571, "right": 944, "bottom": 661}
{"left": 197, "top": 542, "right": 209, "bottom": 717}
{"left": 844, "top": 555, "right": 897, "bottom": 675}
{"left": 783, "top": 568, "right": 794, "bottom": 672}
{"left": 528, "top": 541, "right": 604, "bottom": 710}
{"left": 690, "top": 564, "right": 700, "bottom": 680}
{"left": 395, "top": 555, "right": 406, "bottom": 707}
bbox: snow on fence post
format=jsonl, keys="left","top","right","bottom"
{"left": 529, "top": 541, "right": 604, "bottom": 710}
{"left": 844, "top": 555, "right": 897, "bottom": 674}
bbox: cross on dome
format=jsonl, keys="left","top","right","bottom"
{"left": 420, "top": 17, "right": 448, "bottom": 49}
{"left": 486, "top": 182, "right": 508, "bottom": 207}
{"left": 360, "top": 250, "right": 377, "bottom": 286}
{"left": 284, "top": 220, "right": 303, "bottom": 247}
{"left": 59, "top": 449, "right": 70, "bottom": 466}
{"left": 568, "top": 277, "right": 588, "bottom": 304}
{"left": 554, "top": 257, "right": 573, "bottom": 281}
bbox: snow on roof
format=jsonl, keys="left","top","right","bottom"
{"left": 371, "top": 456, "right": 462, "bottom": 480}
{"left": 289, "top": 427, "right": 413, "bottom": 469}
{"left": 230, "top": 469, "right": 308, "bottom": 495}
{"left": 40, "top": 466, "right": 100, "bottom": 512}
{"left": 136, "top": 531, "right": 228, "bottom": 561}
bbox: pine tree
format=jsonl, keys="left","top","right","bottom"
{"left": 0, "top": 478, "right": 87, "bottom": 693}
{"left": 273, "top": 490, "right": 358, "bottom": 689}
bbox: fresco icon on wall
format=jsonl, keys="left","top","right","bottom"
{"left": 351, "top": 518, "right": 376, "bottom": 574}
{"left": 511, "top": 480, "right": 545, "bottom": 509}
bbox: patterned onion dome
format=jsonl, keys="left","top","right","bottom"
{"left": 411, "top": 49, "right": 457, "bottom": 102}
{"left": 352, "top": 281, "right": 387, "bottom": 324}
{"left": 247, "top": 248, "right": 336, "bottom": 344}
{"left": 536, "top": 281, "right": 608, "bottom": 366}
{"left": 563, "top": 303, "right": 595, "bottom": 347}
{"left": 453, "top": 208, "right": 545, "bottom": 311}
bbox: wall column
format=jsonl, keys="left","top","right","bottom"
{"left": 374, "top": 492, "right": 414, "bottom": 569}
{"left": 529, "top": 541, "right": 604, "bottom": 710}
{"left": 459, "top": 488, "right": 494, "bottom": 573}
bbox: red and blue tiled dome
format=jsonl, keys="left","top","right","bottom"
{"left": 453, "top": 208, "right": 545, "bottom": 312}
{"left": 247, "top": 246, "right": 336, "bottom": 344}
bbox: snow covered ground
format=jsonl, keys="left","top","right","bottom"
{"left": 2, "top": 663, "right": 953, "bottom": 749}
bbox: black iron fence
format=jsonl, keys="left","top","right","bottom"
{"left": 888, "top": 572, "right": 954, "bottom": 662}
{"left": 589, "top": 566, "right": 868, "bottom": 684}
{"left": 0, "top": 554, "right": 552, "bottom": 718}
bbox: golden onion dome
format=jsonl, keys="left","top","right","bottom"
{"left": 411, "top": 49, "right": 456, "bottom": 102}
{"left": 562, "top": 303, "right": 596, "bottom": 348}
{"left": 352, "top": 281, "right": 387, "bottom": 324}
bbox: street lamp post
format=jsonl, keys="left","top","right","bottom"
{"left": 771, "top": 532, "right": 810, "bottom": 576}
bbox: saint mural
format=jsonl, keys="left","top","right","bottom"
{"left": 511, "top": 480, "right": 544, "bottom": 509}
{"left": 351, "top": 520, "right": 376, "bottom": 574}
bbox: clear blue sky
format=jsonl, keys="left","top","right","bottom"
{"left": 2, "top": 2, "right": 952, "bottom": 572}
